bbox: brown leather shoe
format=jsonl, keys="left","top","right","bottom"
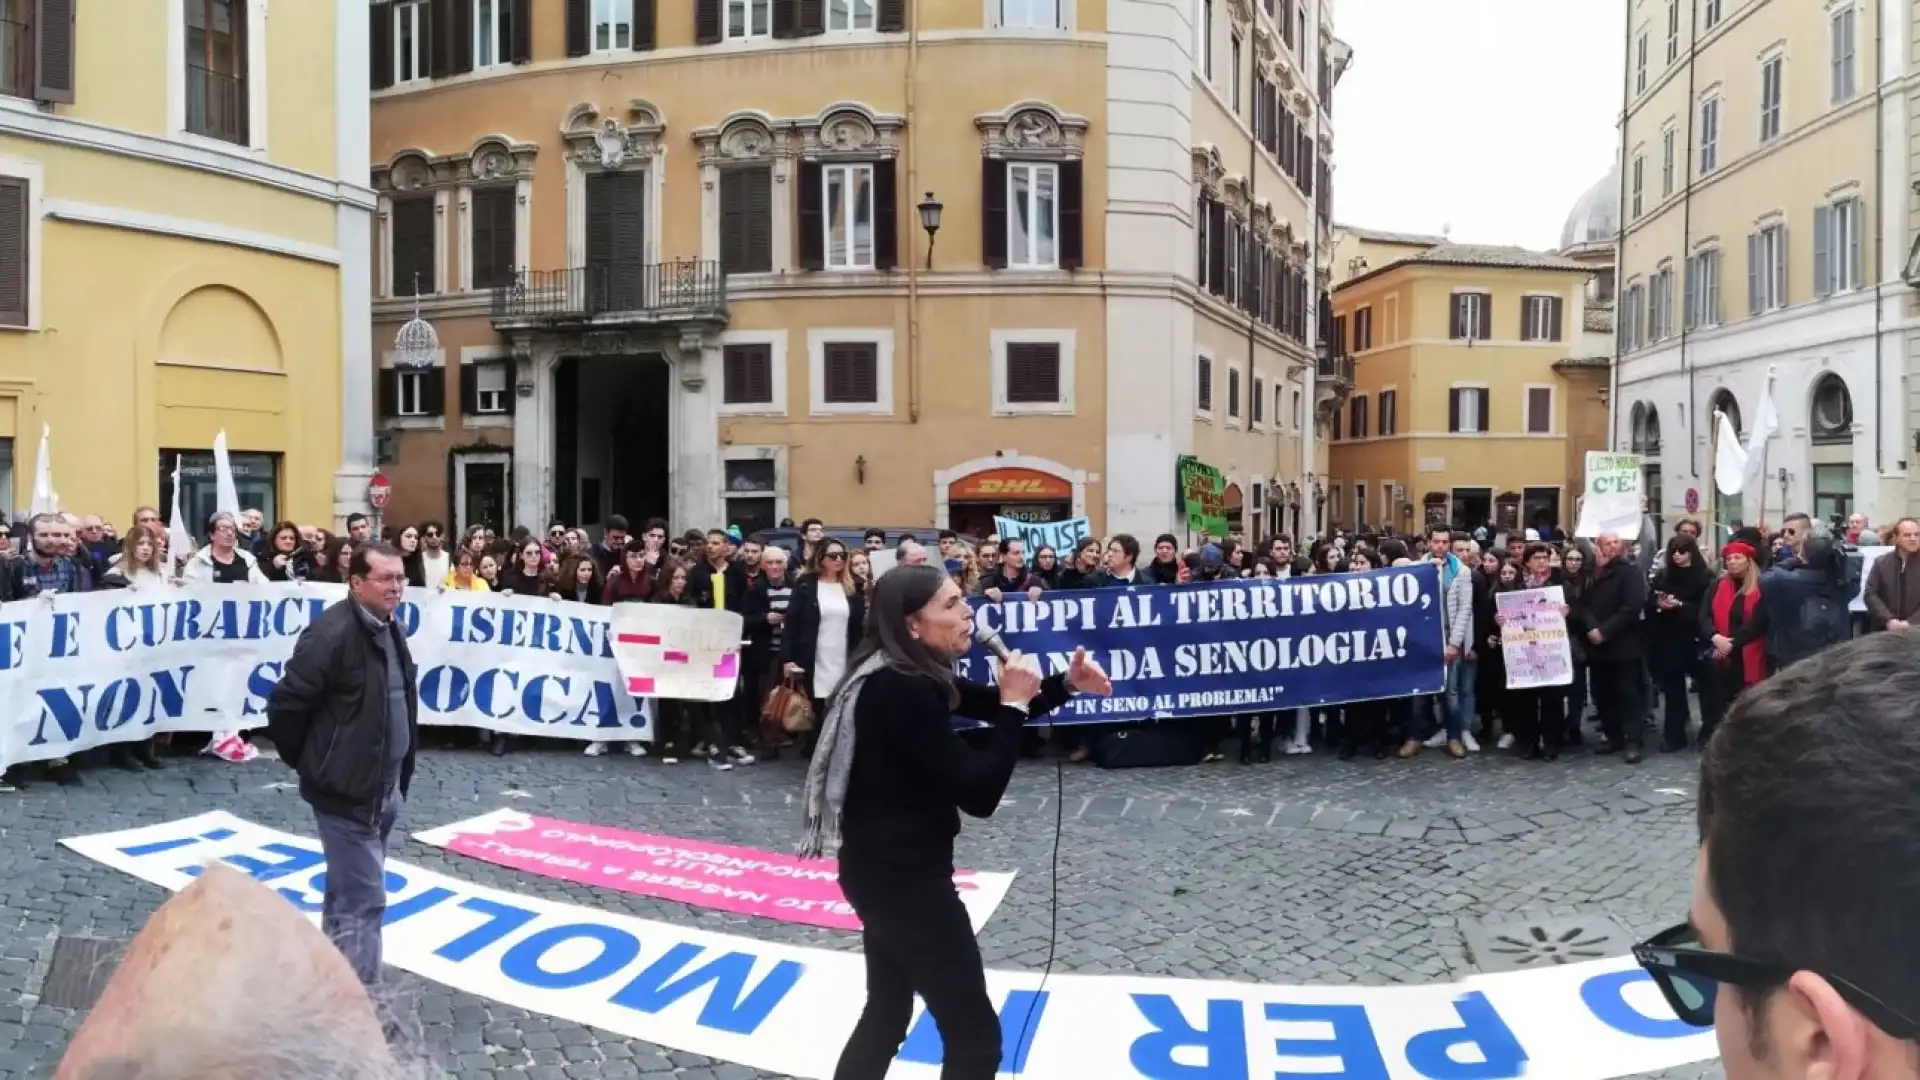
{"left": 1446, "top": 740, "right": 1467, "bottom": 760}
{"left": 1396, "top": 740, "right": 1421, "bottom": 758}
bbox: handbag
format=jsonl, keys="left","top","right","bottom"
{"left": 762, "top": 676, "right": 815, "bottom": 736}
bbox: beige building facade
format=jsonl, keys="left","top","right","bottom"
{"left": 368, "top": 0, "right": 1349, "bottom": 542}
{"left": 1617, "top": 0, "right": 1907, "bottom": 538}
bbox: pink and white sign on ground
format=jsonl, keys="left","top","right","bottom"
{"left": 413, "top": 809, "right": 1016, "bottom": 934}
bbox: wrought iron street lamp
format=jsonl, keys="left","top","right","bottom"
{"left": 918, "top": 192, "right": 943, "bottom": 270}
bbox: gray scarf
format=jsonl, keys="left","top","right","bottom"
{"left": 798, "top": 651, "right": 890, "bottom": 859}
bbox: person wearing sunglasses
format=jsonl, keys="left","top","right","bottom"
{"left": 1633, "top": 631, "right": 1920, "bottom": 1079}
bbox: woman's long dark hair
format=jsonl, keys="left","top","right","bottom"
{"left": 830, "top": 563, "right": 959, "bottom": 713}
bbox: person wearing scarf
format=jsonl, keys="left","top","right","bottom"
{"left": 800, "top": 565, "right": 1110, "bottom": 1080}
{"left": 1701, "top": 540, "right": 1767, "bottom": 746}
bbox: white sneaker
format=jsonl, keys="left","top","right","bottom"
{"left": 1284, "top": 740, "right": 1312, "bottom": 756}
{"left": 726, "top": 746, "right": 757, "bottom": 766}
{"left": 1423, "top": 730, "right": 1449, "bottom": 749}
{"left": 623, "top": 742, "right": 648, "bottom": 757}
{"left": 1497, "top": 733, "right": 1516, "bottom": 751}
{"left": 708, "top": 757, "right": 733, "bottom": 772}
{"left": 661, "top": 755, "right": 680, "bottom": 765}
{"left": 1461, "top": 732, "right": 1481, "bottom": 753}
{"left": 583, "top": 742, "right": 608, "bottom": 757}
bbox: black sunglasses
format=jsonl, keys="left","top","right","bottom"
{"left": 822, "top": 550, "right": 846, "bottom": 561}
{"left": 1633, "top": 923, "right": 1919, "bottom": 1039}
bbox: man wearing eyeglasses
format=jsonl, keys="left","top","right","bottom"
{"left": 1634, "top": 631, "right": 1920, "bottom": 1079}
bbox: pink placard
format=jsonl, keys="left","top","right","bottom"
{"left": 414, "top": 810, "right": 1015, "bottom": 934}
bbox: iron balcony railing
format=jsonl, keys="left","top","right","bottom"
{"left": 1316, "top": 351, "right": 1354, "bottom": 387}
{"left": 491, "top": 260, "right": 728, "bottom": 324}
{"left": 185, "top": 65, "right": 248, "bottom": 145}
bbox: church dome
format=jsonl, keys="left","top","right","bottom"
{"left": 1559, "top": 165, "right": 1620, "bottom": 251}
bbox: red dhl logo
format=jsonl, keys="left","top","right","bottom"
{"left": 970, "top": 479, "right": 1050, "bottom": 495}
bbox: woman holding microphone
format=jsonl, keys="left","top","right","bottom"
{"left": 801, "top": 564, "right": 1110, "bottom": 1080}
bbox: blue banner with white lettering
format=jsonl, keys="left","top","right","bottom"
{"left": 955, "top": 565, "right": 1446, "bottom": 724}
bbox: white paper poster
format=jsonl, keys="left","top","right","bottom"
{"left": 610, "top": 603, "right": 745, "bottom": 702}
{"left": 1575, "top": 452, "right": 1644, "bottom": 539}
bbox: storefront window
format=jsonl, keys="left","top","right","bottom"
{"left": 1811, "top": 464, "right": 1852, "bottom": 529}
{"left": 723, "top": 459, "right": 778, "bottom": 535}
{"left": 160, "top": 449, "right": 280, "bottom": 540}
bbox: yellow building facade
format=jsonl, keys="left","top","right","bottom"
{"left": 367, "top": 0, "right": 1349, "bottom": 542}
{"left": 1326, "top": 244, "right": 1594, "bottom": 536}
{"left": 0, "top": 0, "right": 375, "bottom": 529}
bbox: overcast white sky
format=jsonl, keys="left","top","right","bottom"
{"left": 1331, "top": 0, "right": 1625, "bottom": 252}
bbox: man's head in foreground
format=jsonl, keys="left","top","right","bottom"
{"left": 1673, "top": 632, "right": 1920, "bottom": 1080}
{"left": 57, "top": 864, "right": 425, "bottom": 1079}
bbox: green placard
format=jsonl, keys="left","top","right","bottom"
{"left": 1178, "top": 457, "right": 1229, "bottom": 538}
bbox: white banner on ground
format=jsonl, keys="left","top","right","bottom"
{"left": 1575, "top": 453, "right": 1643, "bottom": 539}
{"left": 609, "top": 604, "right": 744, "bottom": 702}
{"left": 0, "top": 584, "right": 649, "bottom": 769}
{"left": 65, "top": 812, "right": 1721, "bottom": 1080}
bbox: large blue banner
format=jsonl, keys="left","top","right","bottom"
{"left": 954, "top": 564, "right": 1446, "bottom": 724}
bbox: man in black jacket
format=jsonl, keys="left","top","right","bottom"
{"left": 266, "top": 544, "right": 418, "bottom": 991}
{"left": 1579, "top": 531, "right": 1650, "bottom": 763}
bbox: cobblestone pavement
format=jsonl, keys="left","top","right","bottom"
{"left": 0, "top": 732, "right": 1722, "bottom": 1080}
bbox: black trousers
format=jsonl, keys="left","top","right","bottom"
{"left": 835, "top": 868, "right": 1000, "bottom": 1080}
{"left": 1654, "top": 660, "right": 1705, "bottom": 749}
{"left": 1509, "top": 687, "right": 1564, "bottom": 753}
{"left": 1589, "top": 659, "right": 1646, "bottom": 748}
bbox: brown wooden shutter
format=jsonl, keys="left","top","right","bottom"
{"left": 796, "top": 0, "right": 824, "bottom": 35}
{"left": 472, "top": 187, "right": 516, "bottom": 289}
{"left": 565, "top": 0, "right": 590, "bottom": 55}
{"left": 451, "top": 0, "right": 474, "bottom": 73}
{"left": 1550, "top": 296, "right": 1564, "bottom": 341}
{"left": 695, "top": 0, "right": 723, "bottom": 42}
{"left": 378, "top": 368, "right": 400, "bottom": 417}
{"left": 458, "top": 363, "right": 477, "bottom": 415}
{"left": 723, "top": 344, "right": 772, "bottom": 405}
{"left": 1528, "top": 387, "right": 1550, "bottom": 433}
{"left": 0, "top": 178, "right": 27, "bottom": 327}
{"left": 31, "top": 0, "right": 75, "bottom": 103}
{"left": 872, "top": 159, "right": 898, "bottom": 271}
{"left": 633, "top": 0, "right": 657, "bottom": 49}
{"left": 878, "top": 0, "right": 906, "bottom": 31}
{"left": 1058, "top": 160, "right": 1084, "bottom": 269}
{"left": 772, "top": 0, "right": 796, "bottom": 36}
{"left": 510, "top": 0, "right": 533, "bottom": 61}
{"left": 718, "top": 169, "right": 744, "bottom": 273}
{"left": 981, "top": 158, "right": 1008, "bottom": 269}
{"left": 1447, "top": 388, "right": 1460, "bottom": 432}
{"left": 720, "top": 168, "right": 771, "bottom": 274}
{"left": 391, "top": 197, "right": 436, "bottom": 296}
{"left": 1476, "top": 388, "right": 1491, "bottom": 431}
{"left": 1476, "top": 292, "right": 1492, "bottom": 339}
{"left": 796, "top": 161, "right": 824, "bottom": 270}
{"left": 1205, "top": 201, "right": 1226, "bottom": 294}
{"left": 420, "top": 365, "right": 446, "bottom": 415}
{"left": 1006, "top": 343, "right": 1060, "bottom": 404}
{"left": 429, "top": 0, "right": 453, "bottom": 77}
{"left": 824, "top": 344, "right": 876, "bottom": 403}
{"left": 1448, "top": 295, "right": 1463, "bottom": 339}
{"left": 371, "top": 1, "right": 395, "bottom": 90}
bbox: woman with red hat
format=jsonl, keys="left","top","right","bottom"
{"left": 1699, "top": 539, "right": 1767, "bottom": 744}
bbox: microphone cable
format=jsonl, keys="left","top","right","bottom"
{"left": 1008, "top": 723, "right": 1064, "bottom": 1075}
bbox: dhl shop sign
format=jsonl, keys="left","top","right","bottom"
{"left": 948, "top": 468, "right": 1073, "bottom": 502}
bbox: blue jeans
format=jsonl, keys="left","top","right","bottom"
{"left": 314, "top": 781, "right": 403, "bottom": 988}
{"left": 1443, "top": 657, "right": 1475, "bottom": 739}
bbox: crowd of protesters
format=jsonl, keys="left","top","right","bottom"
{"left": 0, "top": 495, "right": 1883, "bottom": 790}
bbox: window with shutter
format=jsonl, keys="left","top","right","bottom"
{"left": 825, "top": 0, "right": 869, "bottom": 29}
{"left": 0, "top": 176, "right": 27, "bottom": 327}
{"left": 470, "top": 186, "right": 516, "bottom": 290}
{"left": 1251, "top": 377, "right": 1264, "bottom": 424}
{"left": 1196, "top": 355, "right": 1213, "bottom": 412}
{"left": 27, "top": 0, "right": 75, "bottom": 103}
{"left": 472, "top": 0, "right": 516, "bottom": 67}
{"left": 1378, "top": 390, "right": 1395, "bottom": 436}
{"left": 719, "top": 167, "right": 773, "bottom": 274}
{"left": 823, "top": 343, "right": 878, "bottom": 403}
{"left": 982, "top": 159, "right": 1010, "bottom": 269}
{"left": 1348, "top": 394, "right": 1365, "bottom": 438}
{"left": 1227, "top": 368, "right": 1241, "bottom": 418}
{"left": 585, "top": 172, "right": 647, "bottom": 309}
{"left": 819, "top": 162, "right": 876, "bottom": 270}
{"left": 723, "top": 344, "right": 774, "bottom": 405}
{"left": 1004, "top": 343, "right": 1061, "bottom": 404}
{"left": 390, "top": 196, "right": 437, "bottom": 297}
{"left": 1005, "top": 162, "right": 1059, "bottom": 269}
{"left": 1526, "top": 387, "right": 1552, "bottom": 434}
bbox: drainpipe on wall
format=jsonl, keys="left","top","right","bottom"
{"left": 1245, "top": 14, "right": 1260, "bottom": 535}
{"left": 1302, "top": 0, "right": 1321, "bottom": 536}
{"left": 1610, "top": 0, "right": 1632, "bottom": 461}
{"left": 904, "top": 0, "right": 923, "bottom": 424}
{"left": 1871, "top": 0, "right": 1884, "bottom": 478}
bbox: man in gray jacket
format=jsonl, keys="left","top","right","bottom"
{"left": 1415, "top": 526, "right": 1476, "bottom": 758}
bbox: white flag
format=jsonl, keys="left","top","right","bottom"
{"left": 211, "top": 430, "right": 241, "bottom": 518}
{"left": 1713, "top": 411, "right": 1748, "bottom": 496}
{"left": 28, "top": 423, "right": 56, "bottom": 515}
{"left": 166, "top": 454, "right": 196, "bottom": 565}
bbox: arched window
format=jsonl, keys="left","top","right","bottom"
{"left": 1710, "top": 389, "right": 1741, "bottom": 437}
{"left": 1643, "top": 404, "right": 1661, "bottom": 453}
{"left": 1629, "top": 401, "right": 1647, "bottom": 452}
{"left": 1810, "top": 375, "right": 1853, "bottom": 444}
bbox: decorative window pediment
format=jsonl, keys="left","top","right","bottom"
{"left": 562, "top": 99, "right": 667, "bottom": 171}
{"left": 975, "top": 101, "right": 1090, "bottom": 162}
{"left": 692, "top": 112, "right": 792, "bottom": 167}
{"left": 1191, "top": 143, "right": 1226, "bottom": 193}
{"left": 460, "top": 136, "right": 539, "bottom": 184}
{"left": 373, "top": 149, "right": 453, "bottom": 194}
{"left": 794, "top": 103, "right": 905, "bottom": 162}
